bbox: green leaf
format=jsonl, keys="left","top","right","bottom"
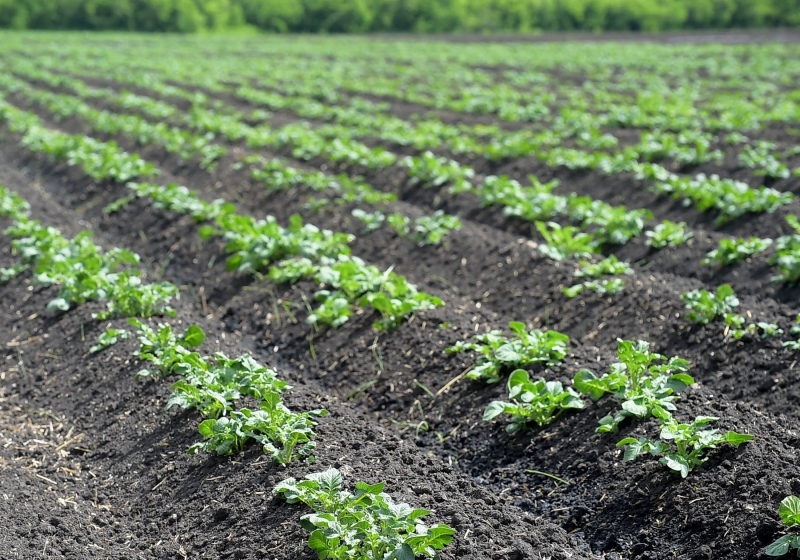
{"left": 395, "top": 544, "right": 415, "bottom": 560}
{"left": 619, "top": 438, "right": 647, "bottom": 461}
{"left": 307, "top": 529, "right": 331, "bottom": 553}
{"left": 766, "top": 534, "right": 794, "bottom": 556}
{"left": 662, "top": 454, "right": 690, "bottom": 478}
{"left": 724, "top": 431, "right": 754, "bottom": 446}
{"left": 46, "top": 298, "right": 70, "bottom": 312}
{"left": 621, "top": 399, "right": 649, "bottom": 417}
{"left": 197, "top": 419, "right": 216, "bottom": 438}
{"left": 355, "top": 481, "right": 385, "bottom": 496}
{"left": 779, "top": 496, "right": 800, "bottom": 526}
{"left": 483, "top": 401, "right": 508, "bottom": 421}
{"left": 182, "top": 325, "right": 206, "bottom": 348}
{"left": 573, "top": 369, "right": 607, "bottom": 400}
{"left": 666, "top": 373, "right": 694, "bottom": 392}
{"left": 494, "top": 344, "right": 523, "bottom": 364}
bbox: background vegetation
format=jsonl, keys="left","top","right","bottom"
{"left": 0, "top": 0, "right": 798, "bottom": 33}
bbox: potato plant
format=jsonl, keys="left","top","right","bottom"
{"left": 274, "top": 468, "right": 456, "bottom": 559}
{"left": 484, "top": 369, "right": 585, "bottom": 433}
{"left": 766, "top": 496, "right": 800, "bottom": 556}
{"left": 703, "top": 237, "right": 773, "bottom": 266}
{"left": 573, "top": 339, "right": 693, "bottom": 433}
{"left": 446, "top": 322, "right": 570, "bottom": 384}
{"left": 618, "top": 416, "right": 753, "bottom": 478}
{"left": 681, "top": 284, "right": 739, "bottom": 325}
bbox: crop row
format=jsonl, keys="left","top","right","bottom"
{"left": 0, "top": 74, "right": 718, "bottom": 255}
{"left": 0, "top": 97, "right": 445, "bottom": 332}
{"left": 11, "top": 59, "right": 796, "bottom": 233}
{"left": 15, "top": 56, "right": 800, "bottom": 194}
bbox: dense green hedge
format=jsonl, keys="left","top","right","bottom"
{"left": 1, "top": 0, "right": 798, "bottom": 33}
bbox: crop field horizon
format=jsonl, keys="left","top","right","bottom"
{"left": 1, "top": 31, "right": 800, "bottom": 559}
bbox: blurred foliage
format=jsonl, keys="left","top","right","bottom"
{"left": 0, "top": 0, "right": 798, "bottom": 32}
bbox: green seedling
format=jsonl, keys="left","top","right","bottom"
{"left": 446, "top": 321, "right": 569, "bottom": 384}
{"left": 484, "top": 369, "right": 584, "bottom": 433}
{"left": 681, "top": 284, "right": 739, "bottom": 325}
{"left": 573, "top": 339, "right": 692, "bottom": 433}
{"left": 618, "top": 416, "right": 753, "bottom": 478}
{"left": 766, "top": 496, "right": 800, "bottom": 556}
{"left": 275, "top": 468, "right": 456, "bottom": 560}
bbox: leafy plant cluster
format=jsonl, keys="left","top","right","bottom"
{"left": 739, "top": 140, "right": 791, "bottom": 179}
{"left": 446, "top": 321, "right": 570, "bottom": 384}
{"left": 402, "top": 151, "right": 476, "bottom": 194}
{"left": 563, "top": 255, "right": 633, "bottom": 299}
{"left": 574, "top": 339, "right": 752, "bottom": 477}
{"left": 245, "top": 154, "right": 396, "bottom": 206}
{"left": 129, "top": 320, "right": 325, "bottom": 464}
{"left": 275, "top": 468, "right": 455, "bottom": 560}
{"left": 270, "top": 255, "right": 443, "bottom": 330}
{"left": 703, "top": 236, "right": 773, "bottom": 266}
{"left": 682, "top": 283, "right": 787, "bottom": 341}
{"left": 0, "top": 186, "right": 178, "bottom": 320}
{"left": 645, "top": 220, "right": 693, "bottom": 249}
{"left": 766, "top": 496, "right": 800, "bottom": 557}
{"left": 353, "top": 208, "right": 462, "bottom": 245}
{"left": 640, "top": 165, "right": 793, "bottom": 225}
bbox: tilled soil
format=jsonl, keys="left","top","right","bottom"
{"left": 1, "top": 52, "right": 800, "bottom": 560}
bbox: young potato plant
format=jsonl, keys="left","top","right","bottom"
{"left": 645, "top": 221, "right": 693, "bottom": 249}
{"left": 89, "top": 327, "right": 128, "bottom": 353}
{"left": 536, "top": 221, "right": 600, "bottom": 261}
{"left": 352, "top": 208, "right": 386, "bottom": 233}
{"left": 409, "top": 211, "right": 462, "bottom": 245}
{"left": 446, "top": 321, "right": 570, "bottom": 384}
{"left": 681, "top": 284, "right": 739, "bottom": 325}
{"left": 771, "top": 216, "right": 800, "bottom": 283}
{"left": 563, "top": 278, "right": 625, "bottom": 299}
{"left": 129, "top": 319, "right": 207, "bottom": 378}
{"left": 702, "top": 237, "right": 773, "bottom": 266}
{"left": 573, "top": 255, "right": 633, "bottom": 279}
{"left": 403, "top": 151, "right": 475, "bottom": 193}
{"left": 168, "top": 353, "right": 290, "bottom": 419}
{"left": 563, "top": 255, "right": 632, "bottom": 298}
{"left": 618, "top": 416, "right": 753, "bottom": 478}
{"left": 573, "top": 339, "right": 693, "bottom": 433}
{"left": 478, "top": 175, "right": 567, "bottom": 223}
{"left": 740, "top": 141, "right": 791, "bottom": 180}
{"left": 0, "top": 213, "right": 177, "bottom": 321}
{"left": 129, "top": 320, "right": 321, "bottom": 464}
{"left": 274, "top": 468, "right": 456, "bottom": 560}
{"left": 766, "top": 496, "right": 800, "bottom": 556}
{"left": 484, "top": 369, "right": 585, "bottom": 433}
{"left": 269, "top": 255, "right": 443, "bottom": 331}
{"left": 188, "top": 394, "right": 327, "bottom": 465}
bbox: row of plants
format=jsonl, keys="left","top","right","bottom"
{"left": 0, "top": 74, "right": 649, "bottom": 260}
{"left": 0, "top": 95, "right": 445, "bottom": 333}
{"left": 41, "top": 54, "right": 800, "bottom": 187}
{"left": 1, "top": 69, "right": 465, "bottom": 249}
{"left": 0, "top": 184, "right": 325, "bottom": 465}
{"left": 12, "top": 61, "right": 795, "bottom": 236}
{"left": 0, "top": 71, "right": 227, "bottom": 171}
{"left": 448, "top": 324, "right": 752, "bottom": 479}
{"left": 15, "top": 60, "right": 798, "bottom": 280}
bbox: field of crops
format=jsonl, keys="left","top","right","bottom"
{"left": 2, "top": 31, "right": 800, "bottom": 559}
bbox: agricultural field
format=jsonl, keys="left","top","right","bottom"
{"left": 2, "top": 31, "right": 800, "bottom": 559}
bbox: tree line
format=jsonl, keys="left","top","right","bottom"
{"left": 0, "top": 0, "right": 798, "bottom": 33}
